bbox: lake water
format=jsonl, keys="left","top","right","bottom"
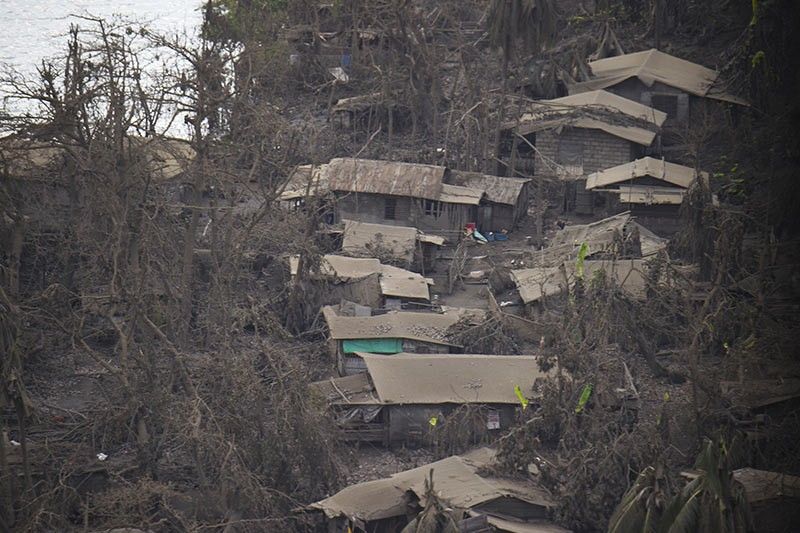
{"left": 0, "top": 0, "right": 202, "bottom": 77}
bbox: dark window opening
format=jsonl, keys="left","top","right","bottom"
{"left": 424, "top": 199, "right": 442, "bottom": 218}
{"left": 291, "top": 198, "right": 305, "bottom": 211}
{"left": 384, "top": 197, "right": 397, "bottom": 220}
{"left": 651, "top": 94, "right": 679, "bottom": 118}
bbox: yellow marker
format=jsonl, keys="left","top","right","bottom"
{"left": 514, "top": 385, "right": 529, "bottom": 410}
{"left": 429, "top": 416, "right": 438, "bottom": 427}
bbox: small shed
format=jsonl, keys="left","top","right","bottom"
{"left": 321, "top": 305, "right": 482, "bottom": 374}
{"left": 331, "top": 92, "right": 411, "bottom": 133}
{"left": 340, "top": 219, "right": 445, "bottom": 271}
{"left": 289, "top": 254, "right": 433, "bottom": 308}
{"left": 448, "top": 170, "right": 532, "bottom": 233}
{"left": 567, "top": 49, "right": 747, "bottom": 129}
{"left": 586, "top": 157, "right": 708, "bottom": 234}
{"left": 310, "top": 353, "right": 555, "bottom": 445}
{"left": 326, "top": 158, "right": 485, "bottom": 241}
{"left": 304, "top": 447, "right": 567, "bottom": 532}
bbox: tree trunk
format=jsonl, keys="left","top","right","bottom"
{"left": 494, "top": 52, "right": 510, "bottom": 175}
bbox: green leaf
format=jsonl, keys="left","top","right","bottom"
{"left": 575, "top": 383, "right": 592, "bottom": 413}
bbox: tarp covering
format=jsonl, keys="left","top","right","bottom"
{"left": 342, "top": 338, "right": 403, "bottom": 354}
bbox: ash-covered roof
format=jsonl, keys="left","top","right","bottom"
{"left": 506, "top": 90, "right": 666, "bottom": 146}
{"left": 308, "top": 448, "right": 559, "bottom": 523}
{"left": 449, "top": 170, "right": 531, "bottom": 206}
{"left": 325, "top": 157, "right": 446, "bottom": 200}
{"left": 360, "top": 353, "right": 553, "bottom": 405}
{"left": 569, "top": 49, "right": 747, "bottom": 105}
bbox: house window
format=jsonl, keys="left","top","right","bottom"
{"left": 651, "top": 94, "right": 679, "bottom": 119}
{"left": 424, "top": 199, "right": 442, "bottom": 218}
{"left": 384, "top": 197, "right": 397, "bottom": 220}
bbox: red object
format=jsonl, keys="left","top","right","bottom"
{"left": 465, "top": 222, "right": 476, "bottom": 231}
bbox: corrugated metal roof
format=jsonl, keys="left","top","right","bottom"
{"left": 361, "top": 353, "right": 554, "bottom": 404}
{"left": 585, "top": 157, "right": 706, "bottom": 190}
{"left": 309, "top": 448, "right": 556, "bottom": 522}
{"left": 342, "top": 219, "right": 419, "bottom": 262}
{"left": 322, "top": 306, "right": 478, "bottom": 345}
{"left": 449, "top": 170, "right": 531, "bottom": 206}
{"left": 509, "top": 90, "right": 666, "bottom": 146}
{"left": 569, "top": 49, "right": 747, "bottom": 105}
{"left": 326, "top": 157, "right": 445, "bottom": 200}
{"left": 733, "top": 468, "right": 800, "bottom": 504}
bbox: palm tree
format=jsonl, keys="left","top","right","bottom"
{"left": 486, "top": 0, "right": 557, "bottom": 175}
{"left": 608, "top": 439, "right": 752, "bottom": 533}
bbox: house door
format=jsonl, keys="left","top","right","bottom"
{"left": 479, "top": 205, "right": 493, "bottom": 232}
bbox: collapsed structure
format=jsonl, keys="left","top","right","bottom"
{"left": 304, "top": 447, "right": 568, "bottom": 532}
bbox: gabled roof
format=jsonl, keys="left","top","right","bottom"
{"left": 569, "top": 49, "right": 747, "bottom": 105}
{"left": 586, "top": 157, "right": 706, "bottom": 190}
{"left": 309, "top": 448, "right": 557, "bottom": 522}
{"left": 325, "top": 157, "right": 445, "bottom": 200}
{"left": 289, "top": 254, "right": 431, "bottom": 300}
{"left": 507, "top": 90, "right": 666, "bottom": 146}
{"left": 360, "top": 353, "right": 553, "bottom": 405}
{"left": 321, "top": 306, "right": 478, "bottom": 345}
{"left": 449, "top": 170, "right": 532, "bottom": 206}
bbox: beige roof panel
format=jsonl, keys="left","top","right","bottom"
{"left": 586, "top": 157, "right": 706, "bottom": 189}
{"left": 291, "top": 254, "right": 430, "bottom": 300}
{"left": 569, "top": 48, "right": 747, "bottom": 105}
{"left": 449, "top": 170, "right": 531, "bottom": 206}
{"left": 379, "top": 265, "right": 431, "bottom": 300}
{"left": 361, "top": 353, "right": 553, "bottom": 404}
{"left": 326, "top": 158, "right": 445, "bottom": 200}
{"left": 616, "top": 186, "right": 687, "bottom": 205}
{"left": 510, "top": 90, "right": 666, "bottom": 146}
{"left": 511, "top": 267, "right": 566, "bottom": 304}
{"left": 322, "top": 307, "right": 476, "bottom": 345}
{"left": 342, "top": 219, "right": 418, "bottom": 263}
{"left": 572, "top": 259, "right": 649, "bottom": 300}
{"left": 309, "top": 372, "right": 380, "bottom": 405}
{"left": 309, "top": 448, "right": 555, "bottom": 522}
{"left": 439, "top": 183, "right": 485, "bottom": 205}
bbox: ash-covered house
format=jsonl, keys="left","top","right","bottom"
{"left": 340, "top": 219, "right": 444, "bottom": 272}
{"left": 303, "top": 447, "right": 567, "bottom": 533}
{"left": 288, "top": 254, "right": 433, "bottom": 309}
{"left": 500, "top": 90, "right": 666, "bottom": 214}
{"left": 309, "top": 353, "right": 555, "bottom": 446}
{"left": 585, "top": 157, "right": 708, "bottom": 234}
{"left": 567, "top": 49, "right": 747, "bottom": 143}
{"left": 448, "top": 171, "right": 532, "bottom": 233}
{"left": 324, "top": 158, "right": 485, "bottom": 241}
{"left": 321, "top": 304, "right": 483, "bottom": 375}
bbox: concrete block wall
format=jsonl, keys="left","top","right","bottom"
{"left": 534, "top": 127, "right": 636, "bottom": 177}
